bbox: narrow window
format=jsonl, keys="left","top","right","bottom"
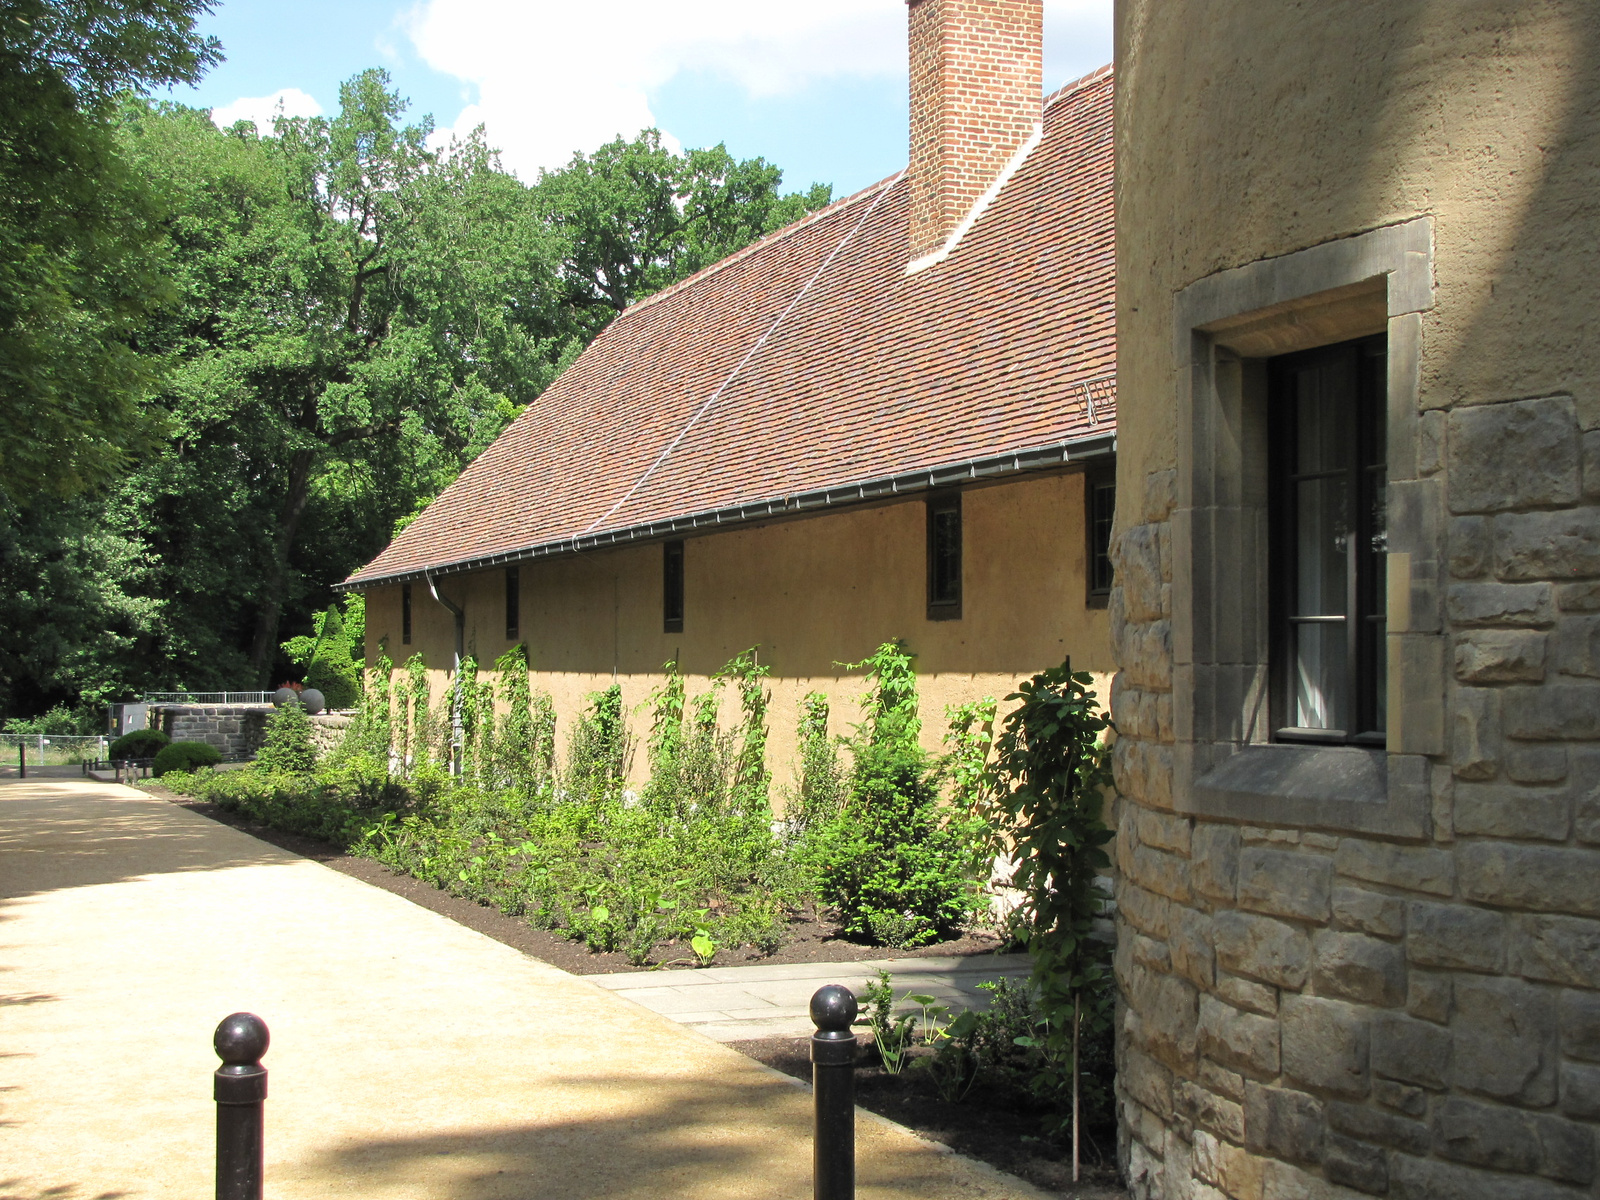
{"left": 663, "top": 540, "right": 684, "bottom": 633}
{"left": 927, "top": 493, "right": 962, "bottom": 620}
{"left": 1087, "top": 468, "right": 1116, "bottom": 605}
{"left": 1269, "top": 334, "right": 1387, "bottom": 743}
{"left": 401, "top": 583, "right": 412, "bottom": 645}
{"left": 505, "top": 565, "right": 520, "bottom": 641}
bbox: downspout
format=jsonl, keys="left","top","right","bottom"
{"left": 425, "top": 571, "right": 465, "bottom": 672}
{"left": 426, "top": 571, "right": 465, "bottom": 774}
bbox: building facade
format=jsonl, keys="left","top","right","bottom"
{"left": 347, "top": 2, "right": 1118, "bottom": 789}
{"left": 1111, "top": 2, "right": 1600, "bottom": 1197}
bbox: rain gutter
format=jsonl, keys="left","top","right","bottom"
{"left": 341, "top": 431, "right": 1115, "bottom": 591}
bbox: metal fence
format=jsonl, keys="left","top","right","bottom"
{"left": 143, "top": 692, "right": 275, "bottom": 706}
{"left": 1, "top": 733, "right": 107, "bottom": 766}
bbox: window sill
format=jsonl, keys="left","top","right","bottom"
{"left": 1183, "top": 743, "right": 1427, "bottom": 838}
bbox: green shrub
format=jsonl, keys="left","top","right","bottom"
{"left": 4, "top": 704, "right": 89, "bottom": 735}
{"left": 152, "top": 741, "right": 222, "bottom": 776}
{"left": 810, "top": 739, "right": 981, "bottom": 946}
{"left": 805, "top": 641, "right": 986, "bottom": 948}
{"left": 109, "top": 728, "right": 170, "bottom": 759}
{"left": 786, "top": 691, "right": 846, "bottom": 833}
{"left": 564, "top": 683, "right": 629, "bottom": 798}
{"left": 282, "top": 597, "right": 364, "bottom": 710}
{"left": 255, "top": 703, "right": 316, "bottom": 774}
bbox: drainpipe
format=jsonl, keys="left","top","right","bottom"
{"left": 425, "top": 571, "right": 465, "bottom": 672}
{"left": 426, "top": 571, "right": 466, "bottom": 774}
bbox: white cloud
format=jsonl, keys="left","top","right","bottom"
{"left": 405, "top": 0, "right": 1111, "bottom": 178}
{"left": 210, "top": 87, "right": 325, "bottom": 132}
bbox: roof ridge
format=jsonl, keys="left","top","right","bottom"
{"left": 619, "top": 172, "right": 904, "bottom": 320}
{"left": 1044, "top": 61, "right": 1114, "bottom": 111}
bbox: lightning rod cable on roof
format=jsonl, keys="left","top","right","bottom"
{"left": 581, "top": 170, "right": 906, "bottom": 535}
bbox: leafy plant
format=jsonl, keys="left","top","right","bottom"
{"left": 808, "top": 642, "right": 984, "bottom": 947}
{"left": 495, "top": 644, "right": 555, "bottom": 794}
{"left": 109, "top": 727, "right": 169, "bottom": 759}
{"left": 787, "top": 691, "right": 847, "bottom": 833}
{"left": 983, "top": 658, "right": 1114, "bottom": 1178}
{"left": 255, "top": 701, "right": 317, "bottom": 774}
{"left": 718, "top": 648, "right": 771, "bottom": 815}
{"left": 566, "top": 683, "right": 630, "bottom": 798}
{"left": 152, "top": 740, "right": 220, "bottom": 776}
{"left": 282, "top": 595, "right": 365, "bottom": 709}
{"left": 912, "top": 995, "right": 982, "bottom": 1103}
{"left": 857, "top": 970, "right": 916, "bottom": 1075}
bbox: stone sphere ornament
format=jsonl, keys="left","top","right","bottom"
{"left": 271, "top": 688, "right": 298, "bottom": 708}
{"left": 298, "top": 688, "right": 325, "bottom": 715}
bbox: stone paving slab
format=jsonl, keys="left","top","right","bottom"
{"left": 0, "top": 779, "right": 1052, "bottom": 1200}
{"left": 590, "top": 952, "right": 1034, "bottom": 1042}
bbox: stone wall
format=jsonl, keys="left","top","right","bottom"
{"left": 160, "top": 706, "right": 269, "bottom": 761}
{"left": 308, "top": 713, "right": 353, "bottom": 760}
{"left": 1112, "top": 3, "right": 1600, "bottom": 1197}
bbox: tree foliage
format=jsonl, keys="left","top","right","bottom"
{"left": 0, "top": 0, "right": 220, "bottom": 500}
{"left": 0, "top": 52, "right": 830, "bottom": 721}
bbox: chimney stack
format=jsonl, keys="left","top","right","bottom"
{"left": 906, "top": 0, "right": 1043, "bottom": 267}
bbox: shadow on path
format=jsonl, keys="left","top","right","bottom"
{"left": 0, "top": 781, "right": 291, "bottom": 900}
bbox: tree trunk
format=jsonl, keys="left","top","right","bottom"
{"left": 247, "top": 447, "right": 317, "bottom": 686}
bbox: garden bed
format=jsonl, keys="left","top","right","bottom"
{"left": 151, "top": 787, "right": 1009, "bottom": 975}
{"left": 738, "top": 1036, "right": 1123, "bottom": 1199}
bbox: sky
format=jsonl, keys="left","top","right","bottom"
{"left": 178, "top": 0, "right": 1114, "bottom": 198}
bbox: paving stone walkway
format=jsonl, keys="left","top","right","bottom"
{"left": 591, "top": 955, "right": 1034, "bottom": 1043}
{"left": 0, "top": 779, "right": 1051, "bottom": 1200}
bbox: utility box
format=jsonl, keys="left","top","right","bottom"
{"left": 108, "top": 703, "right": 148, "bottom": 737}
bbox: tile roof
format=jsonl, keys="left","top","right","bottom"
{"left": 345, "top": 66, "right": 1114, "bottom": 588}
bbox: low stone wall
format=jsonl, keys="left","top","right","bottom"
{"left": 158, "top": 705, "right": 270, "bottom": 761}
{"left": 308, "top": 713, "right": 353, "bottom": 759}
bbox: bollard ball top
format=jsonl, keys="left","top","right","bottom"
{"left": 810, "top": 984, "right": 858, "bottom": 1033}
{"left": 214, "top": 1012, "right": 269, "bottom": 1064}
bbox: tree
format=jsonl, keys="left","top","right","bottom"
{"left": 536, "top": 131, "right": 832, "bottom": 341}
{"left": 0, "top": 0, "right": 220, "bottom": 501}
{"left": 120, "top": 73, "right": 570, "bottom": 683}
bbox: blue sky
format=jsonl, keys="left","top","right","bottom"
{"left": 176, "top": 0, "right": 1114, "bottom": 198}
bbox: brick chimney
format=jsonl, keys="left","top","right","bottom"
{"left": 906, "top": 0, "right": 1043, "bottom": 268}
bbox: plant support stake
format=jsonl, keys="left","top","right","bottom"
{"left": 810, "top": 984, "right": 858, "bottom": 1200}
{"left": 214, "top": 1012, "right": 269, "bottom": 1200}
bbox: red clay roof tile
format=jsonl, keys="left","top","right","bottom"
{"left": 346, "top": 66, "right": 1114, "bottom": 587}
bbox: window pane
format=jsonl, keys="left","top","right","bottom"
{"left": 931, "top": 507, "right": 960, "bottom": 604}
{"left": 1295, "top": 476, "right": 1349, "bottom": 616}
{"left": 1291, "top": 622, "right": 1348, "bottom": 731}
{"left": 1295, "top": 357, "right": 1355, "bottom": 473}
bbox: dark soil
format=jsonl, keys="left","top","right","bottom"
{"left": 738, "top": 1036, "right": 1125, "bottom": 1200}
{"left": 146, "top": 787, "right": 1012, "bottom": 976}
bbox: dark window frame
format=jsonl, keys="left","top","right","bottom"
{"left": 663, "top": 539, "right": 684, "bottom": 633}
{"left": 505, "top": 565, "right": 520, "bottom": 641}
{"left": 401, "top": 583, "right": 412, "bottom": 645}
{"left": 926, "top": 492, "right": 963, "bottom": 621}
{"left": 1087, "top": 466, "right": 1116, "bottom": 607}
{"left": 1268, "top": 333, "right": 1387, "bottom": 747}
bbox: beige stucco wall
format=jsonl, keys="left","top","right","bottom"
{"left": 1114, "top": 3, "right": 1600, "bottom": 1199}
{"left": 364, "top": 471, "right": 1112, "bottom": 799}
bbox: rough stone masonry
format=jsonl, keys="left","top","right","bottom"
{"left": 1108, "top": 5, "right": 1600, "bottom": 1198}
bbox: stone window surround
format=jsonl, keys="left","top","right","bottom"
{"left": 1169, "top": 217, "right": 1439, "bottom": 839}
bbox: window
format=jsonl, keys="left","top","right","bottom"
{"left": 401, "top": 583, "right": 412, "bottom": 645}
{"left": 663, "top": 540, "right": 684, "bottom": 633}
{"left": 927, "top": 493, "right": 962, "bottom": 620}
{"left": 1087, "top": 468, "right": 1116, "bottom": 605}
{"left": 505, "top": 566, "right": 520, "bottom": 641}
{"left": 1270, "top": 334, "right": 1387, "bottom": 744}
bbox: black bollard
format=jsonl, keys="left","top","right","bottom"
{"left": 810, "top": 984, "right": 859, "bottom": 1200}
{"left": 214, "top": 1012, "right": 269, "bottom": 1200}
{"left": 18, "top": 742, "right": 24, "bottom": 779}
